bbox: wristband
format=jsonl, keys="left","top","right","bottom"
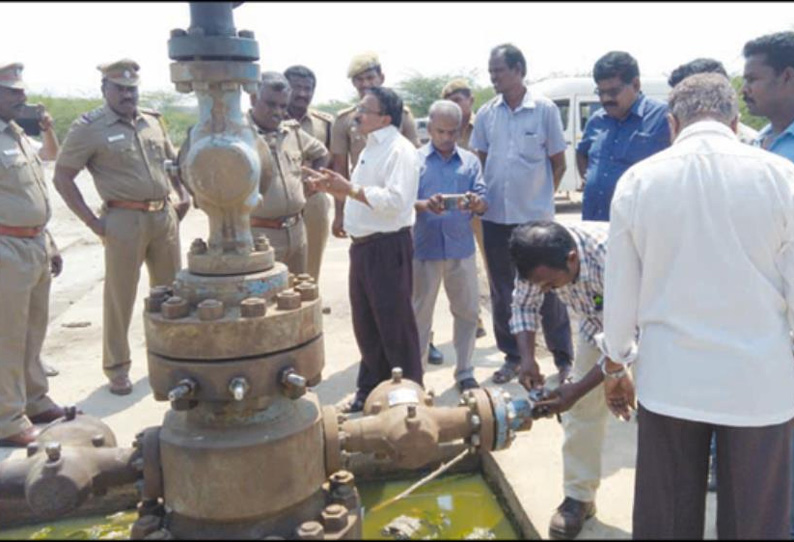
{"left": 348, "top": 184, "right": 361, "bottom": 199}
{"left": 598, "top": 356, "right": 628, "bottom": 380}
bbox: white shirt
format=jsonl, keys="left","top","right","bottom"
{"left": 601, "top": 120, "right": 794, "bottom": 427}
{"left": 344, "top": 125, "right": 419, "bottom": 238}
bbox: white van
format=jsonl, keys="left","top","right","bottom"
{"left": 527, "top": 76, "right": 672, "bottom": 194}
{"left": 528, "top": 76, "right": 758, "bottom": 195}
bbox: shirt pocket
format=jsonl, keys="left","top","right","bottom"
{"left": 518, "top": 133, "right": 545, "bottom": 163}
{"left": 0, "top": 150, "right": 28, "bottom": 169}
{"left": 145, "top": 137, "right": 167, "bottom": 168}
{"left": 106, "top": 138, "right": 139, "bottom": 166}
{"left": 619, "top": 132, "right": 657, "bottom": 164}
{"left": 286, "top": 150, "right": 304, "bottom": 176}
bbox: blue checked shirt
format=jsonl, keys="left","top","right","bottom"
{"left": 510, "top": 222, "right": 608, "bottom": 347}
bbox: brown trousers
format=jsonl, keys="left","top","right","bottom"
{"left": 252, "top": 217, "right": 307, "bottom": 275}
{"left": 0, "top": 235, "right": 56, "bottom": 438}
{"left": 103, "top": 206, "right": 181, "bottom": 378}
{"left": 634, "top": 403, "right": 792, "bottom": 540}
{"left": 303, "top": 192, "right": 330, "bottom": 282}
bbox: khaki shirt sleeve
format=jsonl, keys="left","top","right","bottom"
{"left": 330, "top": 115, "right": 350, "bottom": 156}
{"left": 55, "top": 121, "right": 95, "bottom": 171}
{"left": 299, "top": 129, "right": 328, "bottom": 163}
{"left": 400, "top": 108, "right": 420, "bottom": 147}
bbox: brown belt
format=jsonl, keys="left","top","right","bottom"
{"left": 350, "top": 226, "right": 411, "bottom": 245}
{"left": 0, "top": 224, "right": 45, "bottom": 238}
{"left": 250, "top": 213, "right": 302, "bottom": 229}
{"left": 107, "top": 198, "right": 168, "bottom": 212}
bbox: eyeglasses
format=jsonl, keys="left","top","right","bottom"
{"left": 594, "top": 84, "right": 626, "bottom": 98}
{"left": 355, "top": 105, "right": 382, "bottom": 115}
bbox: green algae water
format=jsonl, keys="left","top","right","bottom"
{"left": 0, "top": 473, "right": 518, "bottom": 540}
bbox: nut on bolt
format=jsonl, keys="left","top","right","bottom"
{"left": 276, "top": 290, "right": 301, "bottom": 310}
{"left": 253, "top": 235, "right": 270, "bottom": 252}
{"left": 91, "top": 434, "right": 105, "bottom": 447}
{"left": 197, "top": 299, "right": 224, "bottom": 321}
{"left": 45, "top": 442, "right": 61, "bottom": 462}
{"left": 321, "top": 503, "right": 348, "bottom": 532}
{"left": 295, "top": 282, "right": 318, "bottom": 301}
{"left": 296, "top": 520, "right": 324, "bottom": 540}
{"left": 280, "top": 368, "right": 307, "bottom": 400}
{"left": 240, "top": 297, "right": 266, "bottom": 318}
{"left": 161, "top": 296, "right": 189, "bottom": 320}
{"left": 190, "top": 238, "right": 208, "bottom": 255}
{"left": 229, "top": 377, "right": 250, "bottom": 401}
{"left": 391, "top": 367, "right": 403, "bottom": 383}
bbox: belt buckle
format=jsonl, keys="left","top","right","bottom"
{"left": 283, "top": 215, "right": 299, "bottom": 228}
{"left": 147, "top": 200, "right": 164, "bottom": 212}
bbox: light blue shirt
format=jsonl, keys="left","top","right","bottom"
{"left": 755, "top": 119, "right": 794, "bottom": 163}
{"left": 469, "top": 90, "right": 567, "bottom": 224}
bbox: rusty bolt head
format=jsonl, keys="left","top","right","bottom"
{"left": 407, "top": 405, "right": 417, "bottom": 418}
{"left": 197, "top": 299, "right": 224, "bottom": 321}
{"left": 190, "top": 238, "right": 208, "bottom": 255}
{"left": 161, "top": 297, "right": 189, "bottom": 320}
{"left": 296, "top": 273, "right": 312, "bottom": 283}
{"left": 253, "top": 235, "right": 270, "bottom": 252}
{"left": 391, "top": 367, "right": 403, "bottom": 383}
{"left": 336, "top": 412, "right": 348, "bottom": 425}
{"left": 296, "top": 520, "right": 324, "bottom": 540}
{"left": 424, "top": 396, "right": 434, "bottom": 406}
{"left": 175, "top": 82, "right": 192, "bottom": 94}
{"left": 330, "top": 470, "right": 355, "bottom": 487}
{"left": 240, "top": 297, "right": 266, "bottom": 318}
{"left": 91, "top": 434, "right": 105, "bottom": 448}
{"left": 238, "top": 29, "right": 255, "bottom": 38}
{"left": 45, "top": 442, "right": 61, "bottom": 462}
{"left": 321, "top": 504, "right": 348, "bottom": 532}
{"left": 228, "top": 377, "right": 250, "bottom": 401}
{"left": 170, "top": 28, "right": 187, "bottom": 38}
{"left": 295, "top": 282, "right": 319, "bottom": 302}
{"left": 276, "top": 290, "right": 301, "bottom": 310}
{"left": 467, "top": 397, "right": 478, "bottom": 410}
{"left": 220, "top": 81, "right": 238, "bottom": 92}
{"left": 470, "top": 414, "right": 482, "bottom": 429}
{"left": 281, "top": 370, "right": 307, "bottom": 400}
{"left": 26, "top": 442, "right": 39, "bottom": 457}
{"left": 470, "top": 434, "right": 481, "bottom": 447}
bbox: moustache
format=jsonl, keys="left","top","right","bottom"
{"left": 603, "top": 102, "right": 618, "bottom": 108}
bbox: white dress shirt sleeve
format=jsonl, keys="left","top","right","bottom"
{"left": 778, "top": 184, "right": 794, "bottom": 332}
{"left": 601, "top": 171, "right": 641, "bottom": 365}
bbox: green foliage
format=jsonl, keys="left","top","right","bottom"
{"left": 730, "top": 76, "right": 767, "bottom": 131}
{"left": 396, "top": 70, "right": 495, "bottom": 118}
{"left": 314, "top": 98, "right": 356, "bottom": 116}
{"left": 27, "top": 91, "right": 197, "bottom": 148}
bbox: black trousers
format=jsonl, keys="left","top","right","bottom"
{"left": 349, "top": 229, "right": 422, "bottom": 397}
{"left": 634, "top": 403, "right": 792, "bottom": 540}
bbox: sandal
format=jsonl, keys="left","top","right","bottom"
{"left": 492, "top": 362, "right": 520, "bottom": 384}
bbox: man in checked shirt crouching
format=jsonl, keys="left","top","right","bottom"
{"left": 508, "top": 220, "right": 615, "bottom": 540}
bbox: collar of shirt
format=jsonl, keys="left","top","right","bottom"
{"left": 366, "top": 124, "right": 399, "bottom": 146}
{"left": 569, "top": 226, "right": 591, "bottom": 285}
{"left": 103, "top": 104, "right": 144, "bottom": 127}
{"left": 757, "top": 118, "right": 794, "bottom": 145}
{"left": 419, "top": 141, "right": 462, "bottom": 163}
{"left": 675, "top": 119, "right": 738, "bottom": 145}
{"left": 494, "top": 88, "right": 536, "bottom": 112}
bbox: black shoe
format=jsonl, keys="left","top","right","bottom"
{"left": 549, "top": 497, "right": 596, "bottom": 539}
{"left": 457, "top": 378, "right": 480, "bottom": 392}
{"left": 428, "top": 343, "right": 444, "bottom": 365}
{"left": 339, "top": 392, "right": 367, "bottom": 414}
{"left": 476, "top": 318, "right": 487, "bottom": 339}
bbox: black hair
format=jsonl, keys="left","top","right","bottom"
{"left": 491, "top": 43, "right": 527, "bottom": 77}
{"left": 365, "top": 86, "right": 403, "bottom": 128}
{"left": 284, "top": 65, "right": 316, "bottom": 88}
{"left": 594, "top": 51, "right": 639, "bottom": 84}
{"left": 743, "top": 31, "right": 794, "bottom": 74}
{"left": 509, "top": 221, "right": 576, "bottom": 278}
{"left": 668, "top": 58, "right": 728, "bottom": 88}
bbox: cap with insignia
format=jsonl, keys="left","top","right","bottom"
{"left": 0, "top": 63, "right": 25, "bottom": 90}
{"left": 347, "top": 52, "right": 381, "bottom": 79}
{"left": 97, "top": 59, "right": 141, "bottom": 87}
{"left": 441, "top": 78, "right": 472, "bottom": 99}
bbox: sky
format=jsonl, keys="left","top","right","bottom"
{"left": 2, "top": 2, "right": 790, "bottom": 105}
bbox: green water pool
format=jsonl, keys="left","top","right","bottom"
{"left": 0, "top": 472, "right": 518, "bottom": 540}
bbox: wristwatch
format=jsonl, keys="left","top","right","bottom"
{"left": 348, "top": 184, "right": 362, "bottom": 200}
{"left": 598, "top": 355, "right": 628, "bottom": 380}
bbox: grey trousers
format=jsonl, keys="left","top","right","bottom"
{"left": 412, "top": 255, "right": 479, "bottom": 382}
{"left": 633, "top": 403, "right": 792, "bottom": 540}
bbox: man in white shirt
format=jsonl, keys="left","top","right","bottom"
{"left": 601, "top": 73, "right": 794, "bottom": 539}
{"left": 304, "top": 86, "right": 422, "bottom": 413}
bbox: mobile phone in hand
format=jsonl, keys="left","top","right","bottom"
{"left": 16, "top": 104, "right": 43, "bottom": 136}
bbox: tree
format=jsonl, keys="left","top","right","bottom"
{"left": 396, "top": 70, "right": 495, "bottom": 118}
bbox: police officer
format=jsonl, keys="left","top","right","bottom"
{"left": 284, "top": 65, "right": 334, "bottom": 283}
{"left": 0, "top": 63, "right": 68, "bottom": 446}
{"left": 54, "top": 59, "right": 189, "bottom": 396}
{"left": 246, "top": 71, "right": 329, "bottom": 272}
{"left": 329, "top": 52, "right": 420, "bottom": 239}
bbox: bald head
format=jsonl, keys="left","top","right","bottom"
{"left": 428, "top": 99, "right": 462, "bottom": 127}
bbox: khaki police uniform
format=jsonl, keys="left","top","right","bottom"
{"left": 296, "top": 108, "right": 334, "bottom": 282}
{"left": 249, "top": 113, "right": 328, "bottom": 273}
{"left": 56, "top": 60, "right": 180, "bottom": 380}
{"left": 0, "top": 63, "right": 58, "bottom": 439}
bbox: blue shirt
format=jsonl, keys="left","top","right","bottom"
{"left": 413, "top": 143, "right": 486, "bottom": 261}
{"left": 755, "top": 119, "right": 794, "bottom": 163}
{"left": 469, "top": 90, "right": 567, "bottom": 224}
{"left": 577, "top": 94, "right": 670, "bottom": 221}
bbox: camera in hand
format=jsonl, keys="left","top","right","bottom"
{"left": 441, "top": 193, "right": 470, "bottom": 211}
{"left": 16, "top": 104, "right": 43, "bottom": 136}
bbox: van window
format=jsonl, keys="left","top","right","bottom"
{"left": 553, "top": 99, "right": 570, "bottom": 131}
{"left": 579, "top": 102, "right": 602, "bottom": 131}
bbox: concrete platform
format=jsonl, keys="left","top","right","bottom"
{"left": 0, "top": 174, "right": 718, "bottom": 538}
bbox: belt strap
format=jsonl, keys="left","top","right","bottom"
{"left": 350, "top": 226, "right": 410, "bottom": 245}
{"left": 107, "top": 199, "right": 168, "bottom": 212}
{"left": 250, "top": 213, "right": 302, "bottom": 229}
{"left": 0, "top": 224, "right": 44, "bottom": 238}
